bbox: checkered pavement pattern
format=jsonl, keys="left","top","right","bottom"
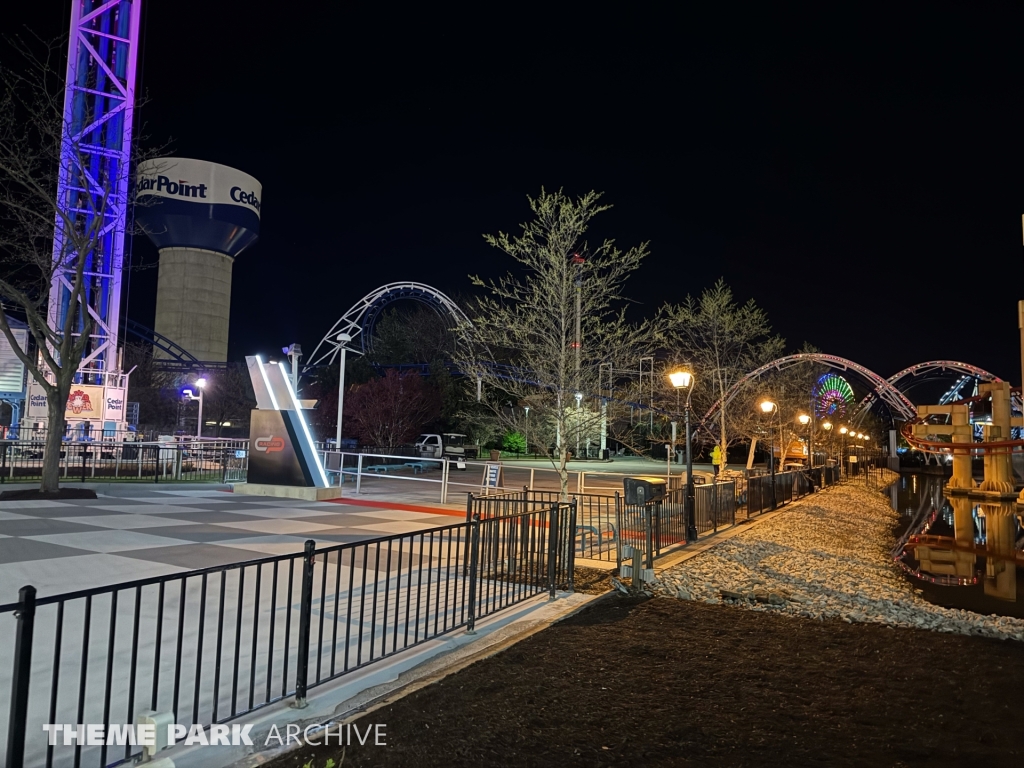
{"left": 0, "top": 489, "right": 459, "bottom": 599}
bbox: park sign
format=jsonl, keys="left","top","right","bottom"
{"left": 136, "top": 158, "right": 261, "bottom": 218}
{"left": 243, "top": 355, "right": 329, "bottom": 489}
{"left": 247, "top": 409, "right": 310, "bottom": 486}
{"left": 27, "top": 382, "right": 104, "bottom": 420}
{"left": 480, "top": 462, "right": 503, "bottom": 494}
{"left": 135, "top": 158, "right": 262, "bottom": 259}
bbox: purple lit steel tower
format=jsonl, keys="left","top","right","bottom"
{"left": 47, "top": 1, "right": 142, "bottom": 376}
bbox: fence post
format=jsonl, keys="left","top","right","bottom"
{"left": 466, "top": 515, "right": 480, "bottom": 634}
{"left": 440, "top": 458, "right": 449, "bottom": 504}
{"left": 355, "top": 454, "right": 363, "bottom": 494}
{"left": 1, "top": 441, "right": 6, "bottom": 484}
{"left": 80, "top": 446, "right": 87, "bottom": 483}
{"left": 567, "top": 500, "right": 577, "bottom": 591}
{"left": 221, "top": 450, "right": 228, "bottom": 483}
{"left": 547, "top": 504, "right": 559, "bottom": 599}
{"left": 644, "top": 504, "right": 654, "bottom": 570}
{"left": 293, "top": 539, "right": 316, "bottom": 709}
{"left": 6, "top": 585, "right": 36, "bottom": 768}
{"left": 614, "top": 491, "right": 623, "bottom": 574}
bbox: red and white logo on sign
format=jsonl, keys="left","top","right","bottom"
{"left": 254, "top": 435, "right": 285, "bottom": 453}
{"left": 66, "top": 389, "right": 94, "bottom": 415}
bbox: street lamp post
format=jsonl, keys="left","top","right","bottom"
{"left": 669, "top": 370, "right": 697, "bottom": 542}
{"left": 760, "top": 401, "right": 778, "bottom": 510}
{"left": 574, "top": 391, "right": 583, "bottom": 458}
{"left": 195, "top": 377, "right": 206, "bottom": 438}
{"left": 335, "top": 333, "right": 352, "bottom": 448}
{"left": 839, "top": 426, "right": 848, "bottom": 477}
{"left": 524, "top": 406, "right": 530, "bottom": 457}
{"left": 821, "top": 421, "right": 833, "bottom": 471}
{"left": 183, "top": 377, "right": 207, "bottom": 438}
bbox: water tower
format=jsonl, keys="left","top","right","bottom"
{"left": 135, "top": 158, "right": 261, "bottom": 362}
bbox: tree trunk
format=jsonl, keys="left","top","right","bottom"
{"left": 558, "top": 445, "right": 569, "bottom": 501}
{"left": 40, "top": 390, "right": 67, "bottom": 492}
{"left": 718, "top": 380, "right": 728, "bottom": 474}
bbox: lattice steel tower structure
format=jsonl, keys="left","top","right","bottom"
{"left": 47, "top": 0, "right": 141, "bottom": 378}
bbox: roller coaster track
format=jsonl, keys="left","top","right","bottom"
{"left": 123, "top": 320, "right": 226, "bottom": 370}
{"left": 699, "top": 353, "right": 919, "bottom": 431}
{"left": 857, "top": 361, "right": 1001, "bottom": 411}
{"left": 307, "top": 282, "right": 471, "bottom": 369}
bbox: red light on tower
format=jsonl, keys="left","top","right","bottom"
{"left": 571, "top": 253, "right": 585, "bottom": 264}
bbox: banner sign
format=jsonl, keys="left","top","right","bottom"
{"left": 0, "top": 328, "right": 26, "bottom": 394}
{"left": 65, "top": 385, "right": 104, "bottom": 420}
{"left": 26, "top": 380, "right": 48, "bottom": 419}
{"left": 104, "top": 388, "right": 126, "bottom": 422}
{"left": 480, "top": 462, "right": 503, "bottom": 493}
{"left": 136, "top": 158, "right": 262, "bottom": 219}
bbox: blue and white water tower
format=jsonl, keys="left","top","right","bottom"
{"left": 136, "top": 158, "right": 261, "bottom": 362}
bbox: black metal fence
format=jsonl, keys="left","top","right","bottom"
{"left": 1, "top": 506, "right": 573, "bottom": 768}
{"left": 472, "top": 466, "right": 854, "bottom": 567}
{"left": 615, "top": 483, "right": 737, "bottom": 570}
{"left": 470, "top": 490, "right": 614, "bottom": 562}
{"left": 470, "top": 483, "right": 737, "bottom": 568}
{"left": 744, "top": 470, "right": 820, "bottom": 517}
{"left": 0, "top": 441, "right": 233, "bottom": 483}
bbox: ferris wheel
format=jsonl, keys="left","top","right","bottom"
{"left": 814, "top": 373, "right": 855, "bottom": 418}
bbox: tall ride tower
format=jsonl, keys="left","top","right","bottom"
{"left": 48, "top": 0, "right": 141, "bottom": 377}
{"left": 26, "top": 1, "right": 142, "bottom": 432}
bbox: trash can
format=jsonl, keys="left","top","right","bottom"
{"left": 623, "top": 476, "right": 667, "bottom": 505}
{"left": 601, "top": 448, "right": 610, "bottom": 460}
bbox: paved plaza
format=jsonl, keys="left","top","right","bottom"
{"left": 0, "top": 485, "right": 462, "bottom": 601}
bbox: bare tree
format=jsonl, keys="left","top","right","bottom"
{"left": 197, "top": 365, "right": 256, "bottom": 437}
{"left": 346, "top": 369, "right": 441, "bottom": 450}
{"left": 464, "top": 189, "right": 655, "bottom": 498}
{"left": 668, "top": 279, "right": 785, "bottom": 472}
{"left": 0, "top": 37, "right": 156, "bottom": 491}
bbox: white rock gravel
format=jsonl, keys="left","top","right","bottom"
{"left": 652, "top": 482, "right": 1024, "bottom": 642}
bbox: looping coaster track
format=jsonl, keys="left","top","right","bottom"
{"left": 307, "top": 282, "right": 470, "bottom": 369}
{"left": 699, "top": 354, "right": 1002, "bottom": 430}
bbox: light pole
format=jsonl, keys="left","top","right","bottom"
{"left": 839, "top": 426, "right": 848, "bottom": 477}
{"left": 183, "top": 377, "right": 207, "bottom": 438}
{"left": 821, "top": 421, "right": 833, "bottom": 470}
{"left": 760, "top": 400, "right": 778, "bottom": 510}
{"left": 798, "top": 413, "right": 811, "bottom": 466}
{"left": 669, "top": 370, "right": 697, "bottom": 542}
{"left": 574, "top": 391, "right": 583, "bottom": 458}
{"left": 524, "top": 406, "right": 530, "bottom": 457}
{"left": 335, "top": 333, "right": 352, "bottom": 448}
{"left": 196, "top": 378, "right": 205, "bottom": 438}
{"left": 283, "top": 343, "right": 302, "bottom": 393}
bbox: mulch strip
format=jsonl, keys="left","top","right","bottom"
{"left": 268, "top": 596, "right": 1024, "bottom": 768}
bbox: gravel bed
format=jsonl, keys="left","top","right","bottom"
{"left": 652, "top": 481, "right": 1024, "bottom": 642}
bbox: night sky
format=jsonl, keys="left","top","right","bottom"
{"left": 9, "top": 2, "right": 1024, "bottom": 384}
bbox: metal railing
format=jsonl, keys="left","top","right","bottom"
{"left": 0, "top": 440, "right": 239, "bottom": 483}
{"left": 319, "top": 450, "right": 452, "bottom": 502}
{"left": 470, "top": 491, "right": 615, "bottom": 562}
{"left": 744, "top": 470, "right": 816, "bottom": 517}
{"left": 0, "top": 506, "right": 574, "bottom": 768}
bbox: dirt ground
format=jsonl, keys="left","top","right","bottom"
{"left": 268, "top": 596, "right": 1024, "bottom": 768}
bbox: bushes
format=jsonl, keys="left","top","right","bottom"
{"left": 502, "top": 431, "right": 527, "bottom": 454}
